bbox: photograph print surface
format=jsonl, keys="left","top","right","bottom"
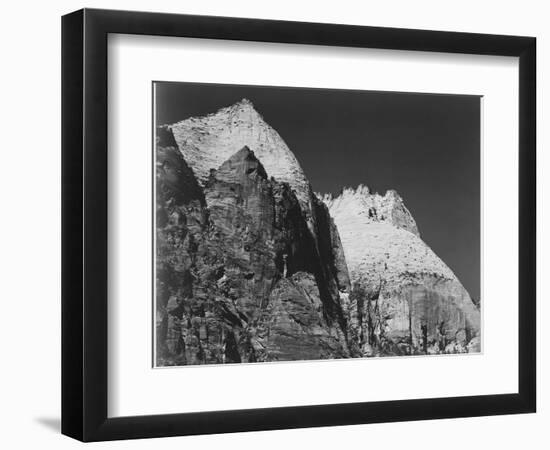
{"left": 154, "top": 82, "right": 481, "bottom": 367}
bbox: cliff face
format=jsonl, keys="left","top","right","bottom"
{"left": 165, "top": 99, "right": 351, "bottom": 287}
{"left": 323, "top": 186, "right": 480, "bottom": 356}
{"left": 168, "top": 98, "right": 312, "bottom": 219}
{"left": 156, "top": 130, "right": 350, "bottom": 366}
{"left": 156, "top": 98, "right": 480, "bottom": 365}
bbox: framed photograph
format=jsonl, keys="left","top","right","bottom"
{"left": 62, "top": 8, "right": 536, "bottom": 442}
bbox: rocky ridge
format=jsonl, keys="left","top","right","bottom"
{"left": 156, "top": 99, "right": 481, "bottom": 365}
{"left": 323, "top": 185, "right": 480, "bottom": 355}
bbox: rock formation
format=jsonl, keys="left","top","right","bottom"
{"left": 156, "top": 127, "right": 350, "bottom": 365}
{"left": 169, "top": 98, "right": 312, "bottom": 220}
{"left": 156, "top": 98, "right": 481, "bottom": 366}
{"left": 322, "top": 186, "right": 480, "bottom": 356}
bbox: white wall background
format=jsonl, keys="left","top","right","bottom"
{"left": 0, "top": 0, "right": 545, "bottom": 448}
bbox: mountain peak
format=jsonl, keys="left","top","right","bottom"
{"left": 168, "top": 100, "right": 312, "bottom": 219}
{"left": 324, "top": 185, "right": 463, "bottom": 296}
{"left": 213, "top": 146, "right": 268, "bottom": 183}
{"left": 322, "top": 185, "right": 419, "bottom": 237}
{"left": 235, "top": 97, "right": 254, "bottom": 108}
{"left": 217, "top": 97, "right": 264, "bottom": 121}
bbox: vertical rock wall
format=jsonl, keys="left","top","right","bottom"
{"left": 156, "top": 130, "right": 351, "bottom": 366}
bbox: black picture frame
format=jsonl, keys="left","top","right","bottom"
{"left": 61, "top": 8, "right": 536, "bottom": 442}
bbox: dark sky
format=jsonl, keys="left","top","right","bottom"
{"left": 155, "top": 82, "right": 481, "bottom": 301}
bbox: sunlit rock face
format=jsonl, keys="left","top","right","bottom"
{"left": 322, "top": 186, "right": 480, "bottom": 356}
{"left": 156, "top": 99, "right": 480, "bottom": 366}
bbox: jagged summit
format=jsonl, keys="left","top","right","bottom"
{"left": 322, "top": 184, "right": 456, "bottom": 286}
{"left": 323, "top": 183, "right": 480, "bottom": 354}
{"left": 167, "top": 99, "right": 312, "bottom": 219}
{"left": 227, "top": 97, "right": 258, "bottom": 113}
{"left": 321, "top": 184, "right": 420, "bottom": 237}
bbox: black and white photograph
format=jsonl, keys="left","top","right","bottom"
{"left": 154, "top": 82, "right": 481, "bottom": 367}
{"left": 0, "top": 0, "right": 542, "bottom": 446}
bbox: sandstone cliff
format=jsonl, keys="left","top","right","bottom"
{"left": 156, "top": 128, "right": 350, "bottom": 365}
{"left": 322, "top": 186, "right": 480, "bottom": 356}
{"left": 156, "top": 99, "right": 480, "bottom": 365}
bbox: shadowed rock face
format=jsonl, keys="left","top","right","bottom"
{"left": 156, "top": 99, "right": 480, "bottom": 365}
{"left": 163, "top": 99, "right": 351, "bottom": 294}
{"left": 156, "top": 126, "right": 205, "bottom": 207}
{"left": 156, "top": 134, "right": 350, "bottom": 366}
{"left": 263, "top": 272, "right": 349, "bottom": 361}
